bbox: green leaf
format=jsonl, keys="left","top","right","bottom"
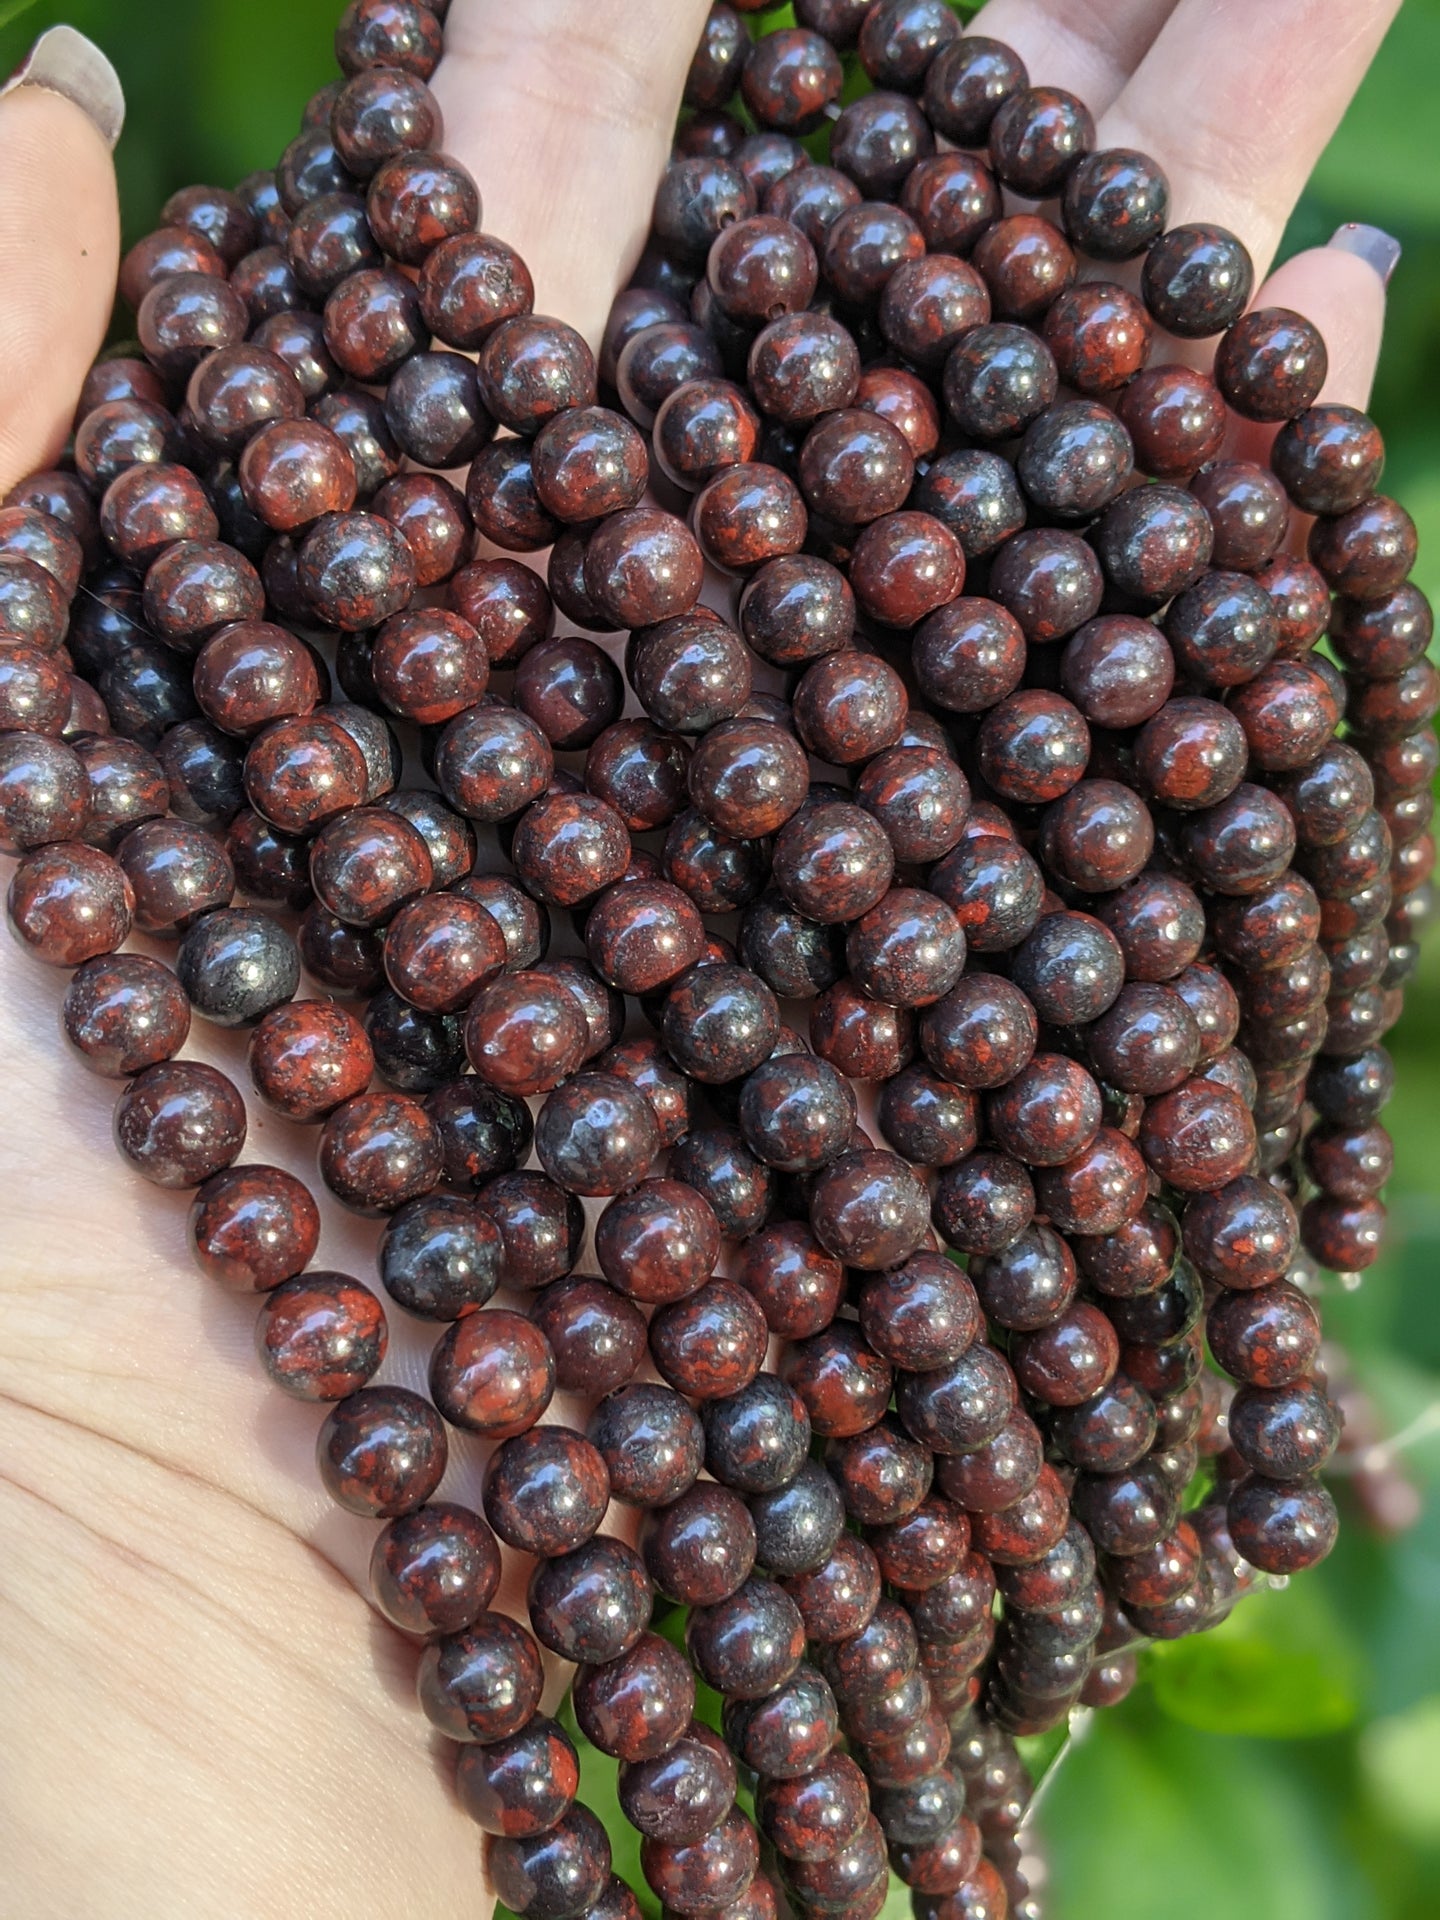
{"left": 1043, "top": 1705, "right": 1377, "bottom": 1920}
{"left": 0, "top": 0, "right": 42, "bottom": 33}
{"left": 1307, "top": 0, "right": 1440, "bottom": 229}
{"left": 1148, "top": 1579, "right": 1364, "bottom": 1739}
{"left": 1360, "top": 1696, "right": 1440, "bottom": 1844}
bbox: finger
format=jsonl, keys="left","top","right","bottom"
{"left": 1261, "top": 232, "right": 1390, "bottom": 409}
{"left": 1098, "top": 0, "right": 1401, "bottom": 280}
{"left": 963, "top": 0, "right": 1181, "bottom": 116}
{"left": 0, "top": 27, "right": 122, "bottom": 492}
{"left": 433, "top": 0, "right": 712, "bottom": 347}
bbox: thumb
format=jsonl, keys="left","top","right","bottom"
{"left": 0, "top": 25, "right": 122, "bottom": 492}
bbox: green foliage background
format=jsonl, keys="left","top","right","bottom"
{"left": 4, "top": 0, "right": 1438, "bottom": 1911}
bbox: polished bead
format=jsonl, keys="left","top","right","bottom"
{"left": 573, "top": 1632, "right": 696, "bottom": 1762}
{"left": 256, "top": 1269, "right": 386, "bottom": 1399}
{"left": 318, "top": 1383, "right": 447, "bottom": 1517}
{"left": 188, "top": 1162, "right": 319, "bottom": 1292}
{"left": 320, "top": 1090, "right": 442, "bottom": 1213}
{"left": 371, "top": 1500, "right": 500, "bottom": 1639}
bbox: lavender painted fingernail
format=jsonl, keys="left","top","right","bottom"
{"left": 0, "top": 26, "right": 124, "bottom": 151}
{"left": 1329, "top": 222, "right": 1401, "bottom": 288}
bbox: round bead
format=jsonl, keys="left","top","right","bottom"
{"left": 1227, "top": 1476, "right": 1339, "bottom": 1575}
{"left": 483, "top": 1425, "right": 610, "bottom": 1557}
{"left": 573, "top": 1632, "right": 696, "bottom": 1762}
{"left": 429, "top": 1307, "right": 555, "bottom": 1437}
{"left": 380, "top": 1192, "right": 505, "bottom": 1320}
{"left": 644, "top": 1481, "right": 758, "bottom": 1607}
{"left": 113, "top": 1060, "right": 246, "bottom": 1187}
{"left": 371, "top": 1501, "right": 501, "bottom": 1638}
{"left": 319, "top": 1090, "right": 443, "bottom": 1213}
{"left": 456, "top": 1716, "right": 580, "bottom": 1841}
{"left": 1142, "top": 224, "right": 1253, "bottom": 336}
{"left": 318, "top": 1384, "right": 447, "bottom": 1518}
{"left": 62, "top": 953, "right": 191, "bottom": 1078}
{"left": 247, "top": 999, "right": 373, "bottom": 1121}
{"left": 590, "top": 1383, "right": 705, "bottom": 1509}
{"left": 418, "top": 1608, "right": 547, "bottom": 1749}
{"left": 189, "top": 1163, "right": 320, "bottom": 1292}
{"left": 256, "top": 1270, "right": 386, "bottom": 1399}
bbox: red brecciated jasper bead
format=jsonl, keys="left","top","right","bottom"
{"left": 372, "top": 1501, "right": 501, "bottom": 1640}
{"left": 430, "top": 1307, "right": 556, "bottom": 1437}
{"left": 62, "top": 953, "right": 191, "bottom": 1077}
{"left": 188, "top": 1163, "right": 321, "bottom": 1290}
{"left": 113, "top": 1060, "right": 247, "bottom": 1188}
{"left": 8, "top": 842, "right": 135, "bottom": 966}
{"left": 248, "top": 999, "right": 374, "bottom": 1120}
{"left": 256, "top": 1269, "right": 388, "bottom": 1399}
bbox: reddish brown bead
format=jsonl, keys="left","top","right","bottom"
{"left": 256, "top": 1269, "right": 386, "bottom": 1399}
{"left": 298, "top": 510, "right": 417, "bottom": 631}
{"left": 194, "top": 623, "right": 322, "bottom": 740}
{"left": 435, "top": 707, "right": 553, "bottom": 825}
{"left": 318, "top": 1384, "right": 447, "bottom": 1519}
{"left": 243, "top": 713, "right": 369, "bottom": 835}
{"left": 879, "top": 254, "right": 990, "bottom": 373}
{"left": 1134, "top": 697, "right": 1247, "bottom": 811}
{"left": 62, "top": 952, "right": 191, "bottom": 1078}
{"left": 695, "top": 463, "right": 809, "bottom": 576}
{"left": 574, "top": 1632, "right": 697, "bottom": 1763}
{"left": 1042, "top": 282, "right": 1151, "bottom": 393}
{"left": 0, "top": 733, "right": 88, "bottom": 854}
{"left": 1140, "top": 1078, "right": 1257, "bottom": 1193}
{"left": 366, "top": 149, "right": 480, "bottom": 265}
{"left": 99, "top": 463, "right": 218, "bottom": 570}
{"left": 465, "top": 440, "right": 560, "bottom": 552}
{"left": 971, "top": 214, "right": 1075, "bottom": 322}
{"left": 850, "top": 512, "right": 964, "bottom": 628}
{"left": 810, "top": 977, "right": 914, "bottom": 1082}
{"left": 187, "top": 1163, "right": 320, "bottom": 1294}
{"left": 651, "top": 1277, "right": 770, "bottom": 1400}
{"left": 1117, "top": 364, "right": 1227, "bottom": 480}
{"left": 978, "top": 690, "right": 1089, "bottom": 806}
{"left": 319, "top": 1090, "right": 442, "bottom": 1213}
{"left": 310, "top": 805, "right": 433, "bottom": 927}
{"left": 430, "top": 1306, "right": 556, "bottom": 1437}
{"left": 237, "top": 418, "right": 356, "bottom": 533}
{"left": 383, "top": 891, "right": 507, "bottom": 1013}
{"left": 371, "top": 471, "right": 470, "bottom": 587}
{"left": 368, "top": 608, "right": 486, "bottom": 728}
{"left": 483, "top": 1425, "right": 610, "bottom": 1557}
{"left": 113, "top": 1060, "right": 246, "bottom": 1188}
{"left": 794, "top": 653, "right": 909, "bottom": 769}
{"left": 247, "top": 999, "right": 373, "bottom": 1121}
{"left": 1209, "top": 1282, "right": 1321, "bottom": 1389}
{"left": 422, "top": 1615, "right": 550, "bottom": 1760}
{"left": 373, "top": 1506, "right": 503, "bottom": 1658}
{"left": 419, "top": 232, "right": 534, "bottom": 349}
{"left": 465, "top": 972, "right": 589, "bottom": 1096}
{"left": 513, "top": 791, "right": 631, "bottom": 908}
{"left": 8, "top": 841, "right": 134, "bottom": 966}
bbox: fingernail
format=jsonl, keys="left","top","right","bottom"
{"left": 1329, "top": 222, "right": 1401, "bottom": 288}
{"left": 0, "top": 25, "right": 124, "bottom": 151}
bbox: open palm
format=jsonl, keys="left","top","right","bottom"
{"left": 0, "top": 0, "right": 1400, "bottom": 1912}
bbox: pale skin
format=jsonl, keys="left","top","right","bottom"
{"left": 0, "top": 0, "right": 1405, "bottom": 1912}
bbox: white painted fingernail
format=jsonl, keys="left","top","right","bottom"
{"left": 0, "top": 26, "right": 124, "bottom": 151}
{"left": 1329, "top": 222, "right": 1401, "bottom": 288}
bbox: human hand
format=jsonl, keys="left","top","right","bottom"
{"left": 0, "top": 1, "right": 1403, "bottom": 1912}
